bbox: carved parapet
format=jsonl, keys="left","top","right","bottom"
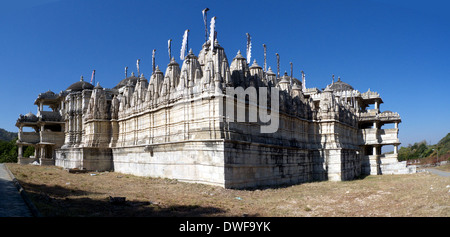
{"left": 361, "top": 90, "right": 380, "bottom": 99}
{"left": 378, "top": 111, "right": 401, "bottom": 122}
{"left": 358, "top": 110, "right": 401, "bottom": 123}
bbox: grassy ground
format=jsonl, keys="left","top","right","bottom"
{"left": 5, "top": 163, "right": 450, "bottom": 217}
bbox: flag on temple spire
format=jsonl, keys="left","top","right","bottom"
{"left": 180, "top": 29, "right": 189, "bottom": 60}
{"left": 290, "top": 62, "right": 293, "bottom": 78}
{"left": 302, "top": 70, "right": 306, "bottom": 91}
{"left": 276, "top": 53, "right": 280, "bottom": 78}
{"left": 90, "top": 70, "right": 95, "bottom": 84}
{"left": 152, "top": 49, "right": 156, "bottom": 74}
{"left": 137, "top": 59, "right": 140, "bottom": 76}
{"left": 290, "top": 62, "right": 293, "bottom": 86}
{"left": 246, "top": 33, "right": 252, "bottom": 63}
{"left": 202, "top": 8, "right": 209, "bottom": 43}
{"left": 168, "top": 39, "right": 172, "bottom": 61}
{"left": 209, "top": 16, "right": 216, "bottom": 52}
{"left": 263, "top": 44, "right": 267, "bottom": 72}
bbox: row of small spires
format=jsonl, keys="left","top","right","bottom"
{"left": 72, "top": 6, "right": 350, "bottom": 91}
{"left": 76, "top": 49, "right": 345, "bottom": 90}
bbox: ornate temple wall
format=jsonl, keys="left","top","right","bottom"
{"left": 317, "top": 120, "right": 361, "bottom": 181}
{"left": 111, "top": 94, "right": 226, "bottom": 186}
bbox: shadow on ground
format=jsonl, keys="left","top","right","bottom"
{"left": 19, "top": 181, "right": 228, "bottom": 217}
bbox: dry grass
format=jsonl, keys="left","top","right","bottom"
{"left": 5, "top": 163, "right": 450, "bottom": 217}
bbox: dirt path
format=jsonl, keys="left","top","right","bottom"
{"left": 424, "top": 168, "right": 450, "bottom": 178}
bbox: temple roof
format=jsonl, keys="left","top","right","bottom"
{"left": 249, "top": 59, "right": 262, "bottom": 69}
{"left": 17, "top": 112, "right": 38, "bottom": 123}
{"left": 37, "top": 90, "right": 57, "bottom": 100}
{"left": 327, "top": 77, "right": 354, "bottom": 91}
{"left": 34, "top": 90, "right": 60, "bottom": 105}
{"left": 266, "top": 67, "right": 276, "bottom": 76}
{"left": 66, "top": 76, "right": 94, "bottom": 91}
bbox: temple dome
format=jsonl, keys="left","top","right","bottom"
{"left": 328, "top": 78, "right": 354, "bottom": 91}
{"left": 279, "top": 72, "right": 291, "bottom": 84}
{"left": 266, "top": 67, "right": 276, "bottom": 76}
{"left": 114, "top": 73, "right": 139, "bottom": 89}
{"left": 24, "top": 112, "right": 38, "bottom": 121}
{"left": 66, "top": 76, "right": 94, "bottom": 91}
{"left": 37, "top": 90, "right": 57, "bottom": 99}
{"left": 17, "top": 112, "right": 38, "bottom": 123}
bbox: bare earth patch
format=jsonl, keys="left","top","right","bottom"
{"left": 5, "top": 163, "right": 449, "bottom": 217}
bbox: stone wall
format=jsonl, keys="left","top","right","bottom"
{"left": 223, "top": 140, "right": 313, "bottom": 188}
{"left": 112, "top": 140, "right": 225, "bottom": 187}
{"left": 55, "top": 147, "right": 112, "bottom": 171}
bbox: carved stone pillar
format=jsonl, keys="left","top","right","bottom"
{"left": 34, "top": 145, "right": 38, "bottom": 158}
{"left": 18, "top": 125, "right": 23, "bottom": 141}
{"left": 18, "top": 145, "right": 23, "bottom": 158}
{"left": 40, "top": 145, "right": 46, "bottom": 159}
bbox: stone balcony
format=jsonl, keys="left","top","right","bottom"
{"left": 19, "top": 132, "right": 40, "bottom": 144}
{"left": 40, "top": 131, "right": 65, "bottom": 146}
{"left": 37, "top": 111, "right": 62, "bottom": 122}
{"left": 358, "top": 128, "right": 400, "bottom": 145}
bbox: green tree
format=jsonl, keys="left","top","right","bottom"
{"left": 23, "top": 146, "right": 35, "bottom": 158}
{"left": 0, "top": 138, "right": 18, "bottom": 163}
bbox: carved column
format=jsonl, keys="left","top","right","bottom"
{"left": 40, "top": 145, "right": 46, "bottom": 159}
{"left": 18, "top": 145, "right": 23, "bottom": 158}
{"left": 18, "top": 125, "right": 23, "bottom": 141}
{"left": 34, "top": 145, "right": 38, "bottom": 158}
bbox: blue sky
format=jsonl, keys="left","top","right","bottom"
{"left": 0, "top": 0, "right": 449, "bottom": 147}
